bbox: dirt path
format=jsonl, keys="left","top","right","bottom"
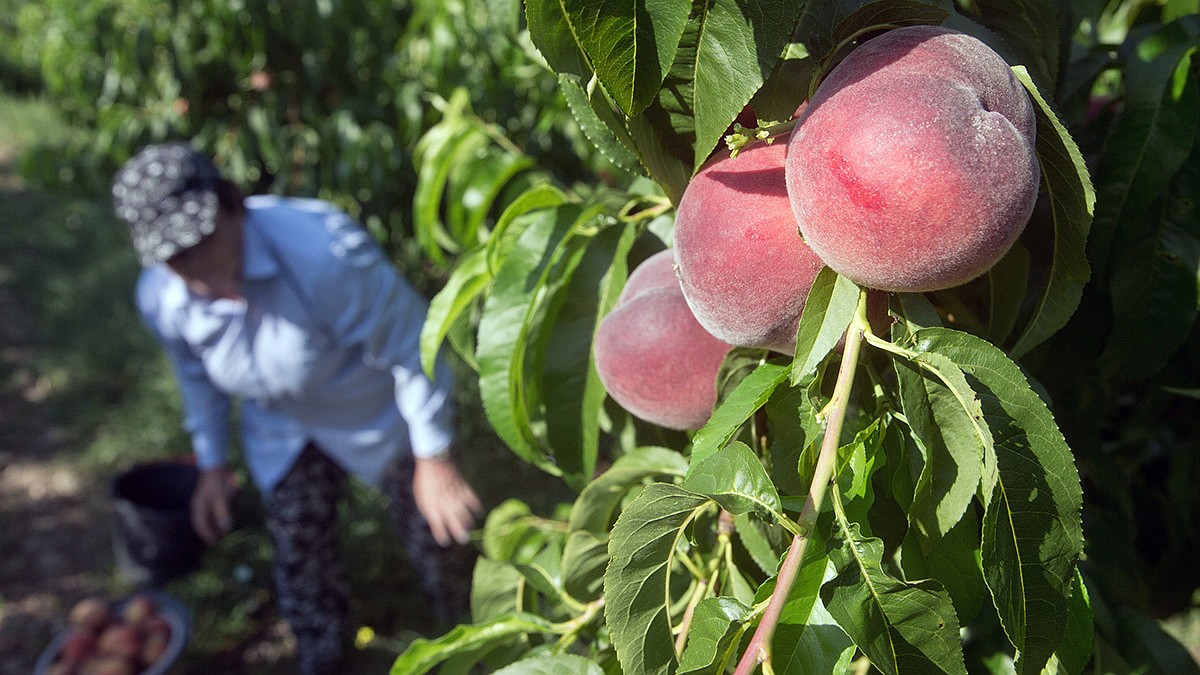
{"left": 0, "top": 146, "right": 116, "bottom": 674}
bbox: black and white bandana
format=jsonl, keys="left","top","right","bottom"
{"left": 111, "top": 142, "right": 221, "bottom": 267}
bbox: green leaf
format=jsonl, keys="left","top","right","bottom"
{"left": 791, "top": 268, "right": 859, "bottom": 384}
{"left": 686, "top": 0, "right": 805, "bottom": 169}
{"left": 677, "top": 597, "right": 753, "bottom": 675}
{"left": 525, "top": 0, "right": 592, "bottom": 78}
{"left": 983, "top": 241, "right": 1031, "bottom": 348}
{"left": 690, "top": 361, "right": 789, "bottom": 466}
{"left": 735, "top": 512, "right": 785, "bottom": 576}
{"left": 477, "top": 204, "right": 600, "bottom": 474}
{"left": 1089, "top": 18, "right": 1199, "bottom": 279}
{"left": 1098, "top": 87, "right": 1200, "bottom": 381}
{"left": 390, "top": 613, "right": 558, "bottom": 675}
{"left": 562, "top": 530, "right": 610, "bottom": 603}
{"left": 1039, "top": 569, "right": 1093, "bottom": 675}
{"left": 471, "top": 557, "right": 526, "bottom": 622}
{"left": 799, "top": 0, "right": 951, "bottom": 75}
{"left": 413, "top": 102, "right": 491, "bottom": 265}
{"left": 774, "top": 553, "right": 857, "bottom": 675}
{"left": 559, "top": 73, "right": 643, "bottom": 174}
{"left": 1008, "top": 66, "right": 1094, "bottom": 358}
{"left": 493, "top": 654, "right": 606, "bottom": 675}
{"left": 822, "top": 521, "right": 968, "bottom": 675}
{"left": 568, "top": 446, "right": 690, "bottom": 533}
{"left": 900, "top": 512, "right": 986, "bottom": 626}
{"left": 683, "top": 440, "right": 784, "bottom": 520}
{"left": 910, "top": 328, "right": 1084, "bottom": 674}
{"left": 446, "top": 148, "right": 539, "bottom": 248}
{"left": 890, "top": 345, "right": 990, "bottom": 539}
{"left": 542, "top": 221, "right": 639, "bottom": 488}
{"left": 486, "top": 184, "right": 571, "bottom": 275}
{"left": 561, "top": 0, "right": 693, "bottom": 116}
{"left": 421, "top": 247, "right": 490, "bottom": 378}
{"left": 750, "top": 49, "right": 817, "bottom": 122}
{"left": 605, "top": 483, "right": 712, "bottom": 675}
{"left": 482, "top": 499, "right": 552, "bottom": 561}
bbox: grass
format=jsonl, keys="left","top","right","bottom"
{"left": 0, "top": 89, "right": 576, "bottom": 673}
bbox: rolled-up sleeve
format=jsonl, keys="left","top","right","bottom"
{"left": 136, "top": 270, "right": 233, "bottom": 469}
{"left": 313, "top": 239, "right": 456, "bottom": 459}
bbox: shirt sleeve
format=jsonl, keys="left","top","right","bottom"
{"left": 136, "top": 269, "right": 233, "bottom": 469}
{"left": 312, "top": 235, "right": 457, "bottom": 459}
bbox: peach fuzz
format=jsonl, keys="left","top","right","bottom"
{"left": 785, "top": 25, "right": 1039, "bottom": 292}
{"left": 617, "top": 249, "right": 680, "bottom": 304}
{"left": 594, "top": 261, "right": 732, "bottom": 431}
{"left": 674, "top": 134, "right": 826, "bottom": 354}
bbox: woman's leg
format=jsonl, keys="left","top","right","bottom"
{"left": 380, "top": 455, "right": 472, "bottom": 627}
{"left": 265, "top": 444, "right": 349, "bottom": 675}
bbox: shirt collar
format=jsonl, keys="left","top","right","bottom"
{"left": 240, "top": 209, "right": 281, "bottom": 281}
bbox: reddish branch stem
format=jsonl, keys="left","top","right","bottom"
{"left": 732, "top": 294, "right": 867, "bottom": 675}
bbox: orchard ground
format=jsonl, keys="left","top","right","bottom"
{"left": 0, "top": 92, "right": 573, "bottom": 674}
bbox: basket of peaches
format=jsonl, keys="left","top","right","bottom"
{"left": 35, "top": 590, "right": 189, "bottom": 675}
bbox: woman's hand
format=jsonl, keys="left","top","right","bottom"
{"left": 413, "top": 456, "right": 483, "bottom": 546}
{"left": 190, "top": 466, "right": 238, "bottom": 545}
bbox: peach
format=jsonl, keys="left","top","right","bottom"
{"left": 785, "top": 25, "right": 1039, "bottom": 292}
{"left": 79, "top": 655, "right": 136, "bottom": 675}
{"left": 59, "top": 628, "right": 98, "bottom": 665}
{"left": 674, "top": 134, "right": 827, "bottom": 353}
{"left": 119, "top": 593, "right": 157, "bottom": 628}
{"left": 96, "top": 623, "right": 141, "bottom": 661}
{"left": 594, "top": 262, "right": 733, "bottom": 430}
{"left": 617, "top": 249, "right": 680, "bottom": 304}
{"left": 69, "top": 597, "right": 112, "bottom": 632}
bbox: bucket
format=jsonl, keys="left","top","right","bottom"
{"left": 111, "top": 460, "right": 207, "bottom": 586}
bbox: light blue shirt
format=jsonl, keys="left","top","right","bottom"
{"left": 136, "top": 196, "right": 455, "bottom": 494}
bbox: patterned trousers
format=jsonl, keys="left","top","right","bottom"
{"left": 265, "top": 444, "right": 462, "bottom": 675}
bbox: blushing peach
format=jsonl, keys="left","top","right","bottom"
{"left": 675, "top": 134, "right": 826, "bottom": 354}
{"left": 785, "top": 25, "right": 1039, "bottom": 292}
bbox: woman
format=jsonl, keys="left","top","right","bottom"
{"left": 112, "top": 142, "right": 482, "bottom": 674}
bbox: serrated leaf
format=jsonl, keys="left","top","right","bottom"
{"left": 683, "top": 440, "right": 784, "bottom": 520}
{"left": 690, "top": 361, "right": 789, "bottom": 466}
{"left": 983, "top": 241, "right": 1031, "bottom": 348}
{"left": 390, "top": 613, "right": 558, "bottom": 675}
{"left": 560, "top": 73, "right": 643, "bottom": 173}
{"left": 525, "top": 0, "right": 592, "bottom": 78}
{"left": 686, "top": 0, "right": 804, "bottom": 169}
{"left": 735, "top": 512, "right": 785, "bottom": 576}
{"left": 677, "top": 597, "right": 753, "bottom": 675}
{"left": 822, "top": 521, "right": 968, "bottom": 675}
{"left": 569, "top": 446, "right": 690, "bottom": 533}
{"left": 910, "top": 328, "right": 1083, "bottom": 674}
{"left": 421, "top": 247, "right": 491, "bottom": 378}
{"left": 791, "top": 268, "right": 859, "bottom": 384}
{"left": 605, "top": 483, "right": 712, "bottom": 675}
{"left": 1008, "top": 66, "right": 1094, "bottom": 358}
{"left": 561, "top": 0, "right": 693, "bottom": 116}
{"left": 493, "top": 654, "right": 607, "bottom": 675}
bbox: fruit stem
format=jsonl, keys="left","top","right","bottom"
{"left": 732, "top": 288, "right": 868, "bottom": 675}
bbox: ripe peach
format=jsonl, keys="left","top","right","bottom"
{"left": 617, "top": 249, "right": 680, "bottom": 304}
{"left": 79, "top": 655, "right": 136, "bottom": 675}
{"left": 785, "top": 25, "right": 1039, "bottom": 292}
{"left": 96, "top": 623, "right": 141, "bottom": 662}
{"left": 594, "top": 263, "right": 733, "bottom": 430}
{"left": 58, "top": 628, "right": 98, "bottom": 665}
{"left": 69, "top": 597, "right": 112, "bottom": 632}
{"left": 675, "top": 134, "right": 827, "bottom": 353}
{"left": 119, "top": 593, "right": 157, "bottom": 628}
{"left": 141, "top": 627, "right": 170, "bottom": 666}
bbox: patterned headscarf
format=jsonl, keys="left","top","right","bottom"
{"left": 112, "top": 142, "right": 221, "bottom": 267}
